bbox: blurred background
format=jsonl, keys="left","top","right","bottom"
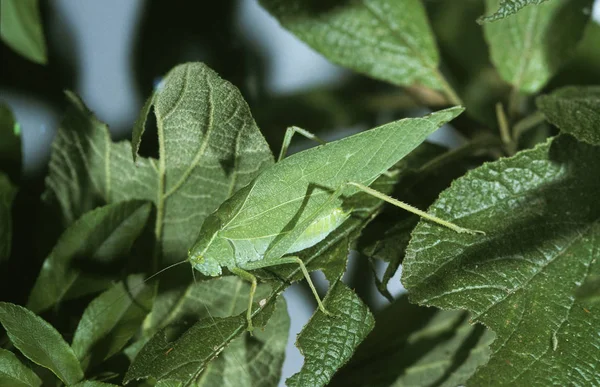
{"left": 1, "top": 0, "right": 599, "bottom": 384}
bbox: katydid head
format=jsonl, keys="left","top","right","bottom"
{"left": 187, "top": 213, "right": 234, "bottom": 277}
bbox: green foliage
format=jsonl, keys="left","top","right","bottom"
{"left": 1, "top": 2, "right": 598, "bottom": 386}
{"left": 331, "top": 295, "right": 494, "bottom": 386}
{"left": 260, "top": 0, "right": 460, "bottom": 103}
{"left": 537, "top": 86, "right": 600, "bottom": 145}
{"left": 483, "top": 0, "right": 593, "bottom": 94}
{"left": 0, "top": 0, "right": 47, "bottom": 64}
{"left": 478, "top": 0, "right": 549, "bottom": 23}
{"left": 27, "top": 201, "right": 152, "bottom": 313}
{"left": 403, "top": 135, "right": 600, "bottom": 385}
{"left": 287, "top": 280, "right": 374, "bottom": 386}
{"left": 0, "top": 302, "right": 84, "bottom": 384}
{"left": 0, "top": 348, "right": 42, "bottom": 387}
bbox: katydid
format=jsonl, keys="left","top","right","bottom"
{"left": 184, "top": 106, "right": 483, "bottom": 331}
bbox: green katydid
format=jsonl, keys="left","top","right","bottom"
{"left": 184, "top": 107, "right": 483, "bottom": 331}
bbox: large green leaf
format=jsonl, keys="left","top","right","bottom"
{"left": 44, "top": 63, "right": 274, "bottom": 265}
{"left": 0, "top": 0, "right": 47, "bottom": 64}
{"left": 124, "top": 277, "right": 288, "bottom": 386}
{"left": 478, "top": 0, "right": 548, "bottom": 23}
{"left": 27, "top": 201, "right": 152, "bottom": 313}
{"left": 0, "top": 172, "right": 17, "bottom": 262}
{"left": 331, "top": 296, "right": 494, "bottom": 387}
{"left": 286, "top": 280, "right": 374, "bottom": 387}
{"left": 71, "top": 275, "right": 154, "bottom": 371}
{"left": 0, "top": 302, "right": 84, "bottom": 385}
{"left": 72, "top": 382, "right": 119, "bottom": 387}
{"left": 537, "top": 86, "right": 600, "bottom": 145}
{"left": 0, "top": 348, "right": 42, "bottom": 387}
{"left": 0, "top": 103, "right": 21, "bottom": 181}
{"left": 402, "top": 135, "right": 600, "bottom": 385}
{"left": 483, "top": 0, "right": 592, "bottom": 93}
{"left": 259, "top": 0, "right": 453, "bottom": 94}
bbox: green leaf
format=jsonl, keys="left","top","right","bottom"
{"left": 259, "top": 0, "right": 450, "bottom": 92}
{"left": 483, "top": 0, "right": 593, "bottom": 93}
{"left": 125, "top": 277, "right": 288, "bottom": 386}
{"left": 550, "top": 21, "right": 600, "bottom": 87}
{"left": 27, "top": 200, "right": 152, "bottom": 313}
{"left": 0, "top": 348, "right": 42, "bottom": 387}
{"left": 71, "top": 274, "right": 154, "bottom": 370}
{"left": 286, "top": 280, "right": 374, "bottom": 387}
{"left": 45, "top": 63, "right": 274, "bottom": 264}
{"left": 402, "top": 135, "right": 600, "bottom": 385}
{"left": 0, "top": 103, "right": 22, "bottom": 181}
{"left": 478, "top": 0, "right": 548, "bottom": 23}
{"left": 0, "top": 172, "right": 17, "bottom": 262}
{"left": 0, "top": 302, "right": 84, "bottom": 385}
{"left": 72, "top": 382, "right": 120, "bottom": 387}
{"left": 131, "top": 94, "right": 154, "bottom": 162}
{"left": 537, "top": 86, "right": 600, "bottom": 145}
{"left": 0, "top": 0, "right": 47, "bottom": 64}
{"left": 331, "top": 296, "right": 494, "bottom": 387}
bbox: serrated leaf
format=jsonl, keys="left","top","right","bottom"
{"left": 125, "top": 278, "right": 288, "bottom": 386}
{"left": 27, "top": 200, "right": 152, "bottom": 313}
{"left": 402, "top": 135, "right": 600, "bottom": 385}
{"left": 286, "top": 280, "right": 374, "bottom": 387}
{"left": 44, "top": 63, "right": 274, "bottom": 265}
{"left": 359, "top": 137, "right": 499, "bottom": 299}
{"left": 0, "top": 302, "right": 84, "bottom": 385}
{"left": 0, "top": 103, "right": 22, "bottom": 181}
{"left": 72, "top": 382, "right": 120, "bottom": 387}
{"left": 0, "top": 348, "right": 42, "bottom": 387}
{"left": 71, "top": 274, "right": 154, "bottom": 371}
{"left": 259, "top": 0, "right": 449, "bottom": 91}
{"left": 0, "top": 172, "right": 17, "bottom": 262}
{"left": 478, "top": 0, "right": 548, "bottom": 23}
{"left": 483, "top": 0, "right": 592, "bottom": 93}
{"left": 0, "top": 0, "right": 47, "bottom": 64}
{"left": 537, "top": 86, "right": 600, "bottom": 145}
{"left": 331, "top": 296, "right": 494, "bottom": 387}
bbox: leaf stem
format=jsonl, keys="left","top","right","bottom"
{"left": 496, "top": 103, "right": 512, "bottom": 146}
{"left": 513, "top": 111, "right": 546, "bottom": 142}
{"left": 434, "top": 69, "right": 464, "bottom": 106}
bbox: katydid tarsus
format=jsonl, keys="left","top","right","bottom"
{"left": 183, "top": 106, "right": 484, "bottom": 331}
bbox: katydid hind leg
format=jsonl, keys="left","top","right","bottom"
{"left": 347, "top": 182, "right": 485, "bottom": 235}
{"left": 278, "top": 126, "right": 326, "bottom": 162}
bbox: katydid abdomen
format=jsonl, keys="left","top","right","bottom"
{"left": 222, "top": 206, "right": 350, "bottom": 265}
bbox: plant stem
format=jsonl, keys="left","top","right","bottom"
{"left": 496, "top": 103, "right": 512, "bottom": 146}
{"left": 434, "top": 69, "right": 464, "bottom": 106}
{"left": 513, "top": 111, "right": 546, "bottom": 142}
